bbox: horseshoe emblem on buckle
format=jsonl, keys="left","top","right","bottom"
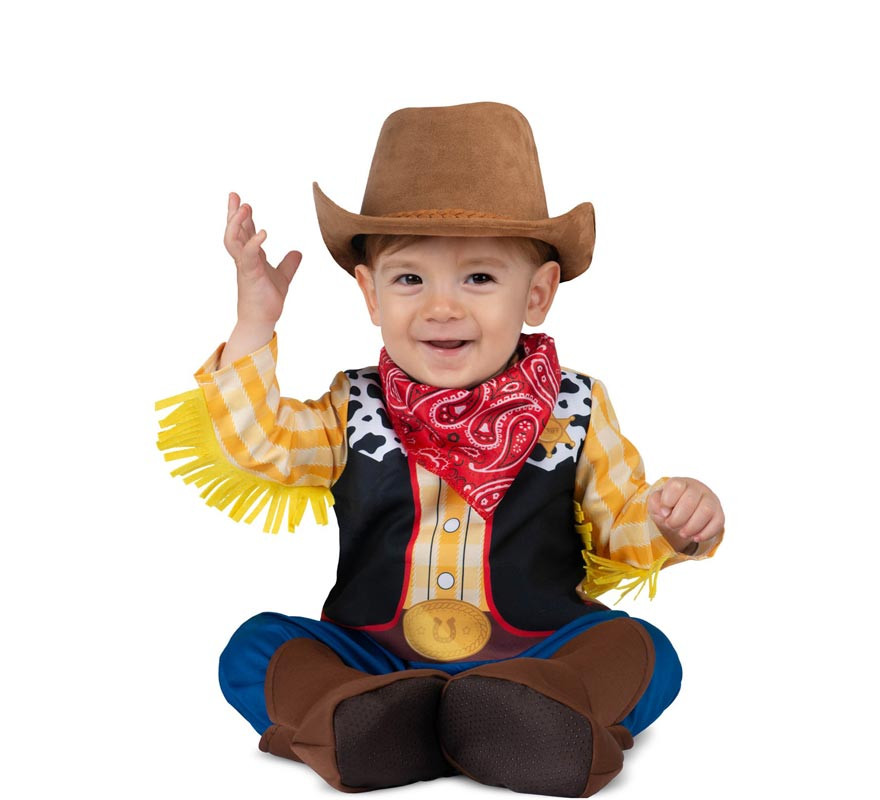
{"left": 403, "top": 600, "right": 490, "bottom": 661}
{"left": 432, "top": 617, "right": 456, "bottom": 642}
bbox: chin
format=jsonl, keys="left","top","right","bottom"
{"left": 407, "top": 370, "right": 472, "bottom": 389}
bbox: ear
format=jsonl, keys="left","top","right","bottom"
{"left": 525, "top": 260, "right": 561, "bottom": 326}
{"left": 354, "top": 264, "right": 382, "bottom": 326}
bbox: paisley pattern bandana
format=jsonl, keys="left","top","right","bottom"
{"left": 378, "top": 333, "right": 561, "bottom": 519}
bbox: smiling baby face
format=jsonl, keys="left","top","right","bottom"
{"left": 354, "top": 236, "right": 560, "bottom": 388}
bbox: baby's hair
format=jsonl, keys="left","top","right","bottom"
{"left": 356, "top": 234, "right": 559, "bottom": 269}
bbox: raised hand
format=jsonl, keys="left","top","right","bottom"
{"left": 224, "top": 192, "right": 302, "bottom": 327}
{"left": 219, "top": 192, "right": 303, "bottom": 367}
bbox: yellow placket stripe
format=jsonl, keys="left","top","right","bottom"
{"left": 406, "top": 465, "right": 488, "bottom": 611}
{"left": 459, "top": 503, "right": 486, "bottom": 608}
{"left": 432, "top": 487, "right": 467, "bottom": 600}
{"left": 407, "top": 470, "right": 440, "bottom": 604}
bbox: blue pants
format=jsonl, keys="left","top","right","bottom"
{"left": 219, "top": 610, "right": 681, "bottom": 739}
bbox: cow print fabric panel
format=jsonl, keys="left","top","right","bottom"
{"left": 343, "top": 367, "right": 593, "bottom": 470}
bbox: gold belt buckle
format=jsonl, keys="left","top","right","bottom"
{"left": 403, "top": 599, "right": 491, "bottom": 661}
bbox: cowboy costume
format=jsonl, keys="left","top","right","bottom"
{"left": 156, "top": 102, "right": 722, "bottom": 797}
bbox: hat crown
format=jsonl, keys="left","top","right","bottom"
{"left": 360, "top": 102, "right": 549, "bottom": 220}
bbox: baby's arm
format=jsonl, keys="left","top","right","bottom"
{"left": 574, "top": 379, "right": 723, "bottom": 599}
{"left": 220, "top": 192, "right": 302, "bottom": 367}
{"left": 155, "top": 193, "right": 348, "bottom": 532}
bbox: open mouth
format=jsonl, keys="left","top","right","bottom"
{"left": 425, "top": 340, "right": 469, "bottom": 350}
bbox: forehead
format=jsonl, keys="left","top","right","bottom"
{"left": 375, "top": 236, "right": 530, "bottom": 269}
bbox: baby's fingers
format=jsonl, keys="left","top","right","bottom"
{"left": 277, "top": 250, "right": 303, "bottom": 286}
{"left": 648, "top": 478, "right": 687, "bottom": 524}
{"left": 657, "top": 478, "right": 688, "bottom": 512}
{"left": 223, "top": 206, "right": 255, "bottom": 257}
{"left": 663, "top": 488, "right": 701, "bottom": 531}
{"left": 227, "top": 191, "right": 241, "bottom": 221}
{"left": 692, "top": 510, "right": 725, "bottom": 543}
{"left": 677, "top": 498, "right": 717, "bottom": 539}
{"left": 239, "top": 203, "right": 257, "bottom": 240}
{"left": 234, "top": 229, "right": 268, "bottom": 277}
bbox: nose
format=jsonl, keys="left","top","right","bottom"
{"left": 422, "top": 285, "right": 464, "bottom": 322}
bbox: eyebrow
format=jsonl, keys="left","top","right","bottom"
{"left": 378, "top": 256, "right": 511, "bottom": 270}
{"left": 459, "top": 256, "right": 510, "bottom": 269}
{"left": 377, "top": 259, "right": 419, "bottom": 271}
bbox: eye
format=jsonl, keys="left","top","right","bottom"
{"left": 393, "top": 274, "right": 422, "bottom": 285}
{"left": 467, "top": 273, "right": 494, "bottom": 285}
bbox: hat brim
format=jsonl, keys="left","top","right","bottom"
{"left": 313, "top": 183, "right": 595, "bottom": 282}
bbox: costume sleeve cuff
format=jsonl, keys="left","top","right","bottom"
{"left": 193, "top": 332, "right": 278, "bottom": 382}
{"left": 156, "top": 332, "right": 334, "bottom": 533}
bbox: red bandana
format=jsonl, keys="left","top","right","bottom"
{"left": 378, "top": 333, "right": 561, "bottom": 519}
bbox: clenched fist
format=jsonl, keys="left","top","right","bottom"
{"left": 648, "top": 477, "right": 724, "bottom": 554}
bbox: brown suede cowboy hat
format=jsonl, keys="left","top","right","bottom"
{"left": 313, "top": 101, "right": 596, "bottom": 282}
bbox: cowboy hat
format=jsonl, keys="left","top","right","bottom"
{"left": 313, "top": 101, "right": 595, "bottom": 281}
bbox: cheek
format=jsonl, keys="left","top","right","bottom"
{"left": 376, "top": 307, "right": 416, "bottom": 347}
{"left": 484, "top": 306, "right": 525, "bottom": 336}
{"left": 376, "top": 302, "right": 406, "bottom": 329}
{"left": 371, "top": 292, "right": 396, "bottom": 326}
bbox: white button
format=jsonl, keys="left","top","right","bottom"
{"left": 437, "top": 572, "right": 455, "bottom": 590}
{"left": 443, "top": 518, "right": 460, "bottom": 533}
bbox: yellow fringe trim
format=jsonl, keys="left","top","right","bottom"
{"left": 155, "top": 389, "right": 334, "bottom": 534}
{"left": 574, "top": 501, "right": 671, "bottom": 603}
{"left": 574, "top": 502, "right": 593, "bottom": 551}
{"left": 581, "top": 550, "right": 672, "bottom": 603}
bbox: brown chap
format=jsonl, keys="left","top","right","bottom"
{"left": 438, "top": 617, "right": 655, "bottom": 797}
{"left": 263, "top": 638, "right": 453, "bottom": 792}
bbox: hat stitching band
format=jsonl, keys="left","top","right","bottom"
{"left": 381, "top": 209, "right": 512, "bottom": 220}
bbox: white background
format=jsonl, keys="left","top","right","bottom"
{"left": 3, "top": 1, "right": 878, "bottom": 797}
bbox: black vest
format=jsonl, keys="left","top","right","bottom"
{"left": 322, "top": 368, "right": 603, "bottom": 634}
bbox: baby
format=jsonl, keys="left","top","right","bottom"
{"left": 157, "top": 102, "right": 724, "bottom": 797}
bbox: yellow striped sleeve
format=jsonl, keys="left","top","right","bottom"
{"left": 574, "top": 379, "right": 720, "bottom": 600}
{"left": 194, "top": 334, "right": 348, "bottom": 486}
{"left": 155, "top": 334, "right": 349, "bottom": 533}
